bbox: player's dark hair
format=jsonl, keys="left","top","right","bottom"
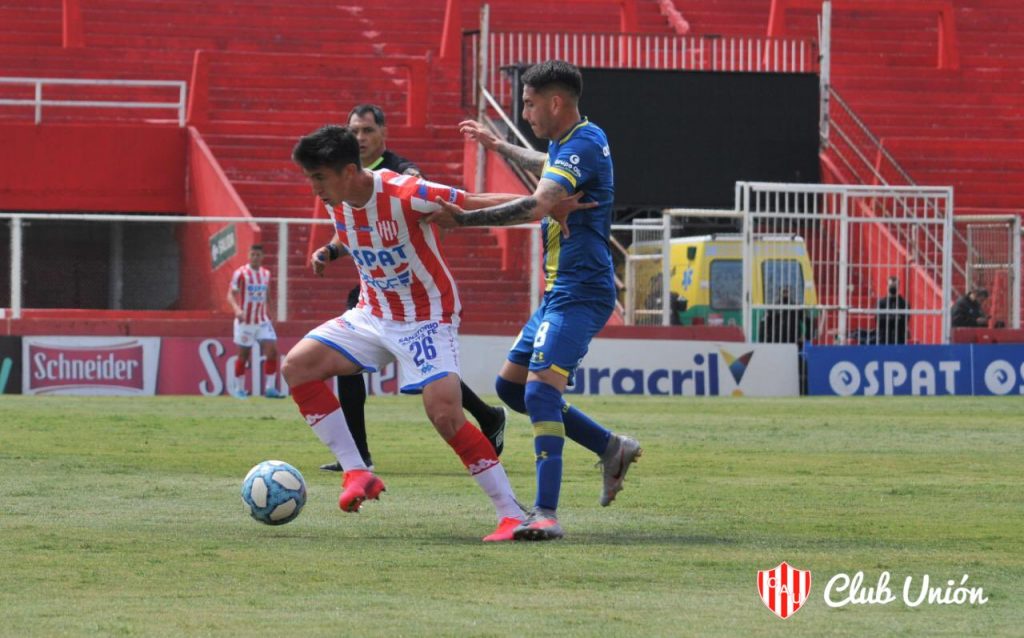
{"left": 522, "top": 60, "right": 583, "bottom": 99}
{"left": 250, "top": 244, "right": 263, "bottom": 252}
{"left": 348, "top": 104, "right": 386, "bottom": 127}
{"left": 292, "top": 125, "right": 362, "bottom": 171}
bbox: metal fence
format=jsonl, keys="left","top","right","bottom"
{"left": 953, "top": 215, "right": 1022, "bottom": 329}
{"left": 0, "top": 77, "right": 187, "bottom": 126}
{"left": 0, "top": 212, "right": 549, "bottom": 325}
{"left": 613, "top": 184, "right": 989, "bottom": 345}
{"left": 739, "top": 183, "right": 954, "bottom": 345}
{"left": 1, "top": 213, "right": 329, "bottom": 321}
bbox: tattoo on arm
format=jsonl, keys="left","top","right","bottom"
{"left": 497, "top": 142, "right": 546, "bottom": 175}
{"left": 455, "top": 198, "right": 538, "bottom": 227}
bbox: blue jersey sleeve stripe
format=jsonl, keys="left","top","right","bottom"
{"left": 543, "top": 167, "right": 577, "bottom": 189}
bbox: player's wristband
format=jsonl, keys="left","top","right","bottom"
{"left": 324, "top": 244, "right": 340, "bottom": 261}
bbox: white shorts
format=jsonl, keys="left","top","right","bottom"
{"left": 305, "top": 308, "right": 461, "bottom": 394}
{"left": 234, "top": 319, "right": 277, "bottom": 347}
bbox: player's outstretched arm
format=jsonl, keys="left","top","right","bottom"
{"left": 462, "top": 192, "right": 522, "bottom": 210}
{"left": 426, "top": 180, "right": 592, "bottom": 237}
{"left": 459, "top": 120, "right": 546, "bottom": 177}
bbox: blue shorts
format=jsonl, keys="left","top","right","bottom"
{"left": 508, "top": 292, "right": 614, "bottom": 383}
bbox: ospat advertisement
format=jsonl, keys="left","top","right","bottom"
{"left": 806, "top": 344, "right": 1024, "bottom": 396}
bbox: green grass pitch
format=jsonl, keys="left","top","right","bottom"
{"left": 1, "top": 395, "right": 1021, "bottom": 636}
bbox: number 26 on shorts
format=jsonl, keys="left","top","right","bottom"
{"left": 409, "top": 336, "right": 437, "bottom": 367}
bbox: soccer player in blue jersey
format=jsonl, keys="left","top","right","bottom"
{"left": 427, "top": 60, "right": 642, "bottom": 541}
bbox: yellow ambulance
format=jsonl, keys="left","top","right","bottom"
{"left": 632, "top": 234, "right": 818, "bottom": 329}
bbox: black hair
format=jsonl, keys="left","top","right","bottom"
{"left": 347, "top": 104, "right": 386, "bottom": 127}
{"left": 292, "top": 125, "right": 362, "bottom": 171}
{"left": 522, "top": 60, "right": 583, "bottom": 99}
{"left": 250, "top": 244, "right": 264, "bottom": 252}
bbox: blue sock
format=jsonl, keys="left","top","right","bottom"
{"left": 562, "top": 401, "right": 613, "bottom": 455}
{"left": 494, "top": 376, "right": 527, "bottom": 414}
{"left": 524, "top": 381, "right": 565, "bottom": 511}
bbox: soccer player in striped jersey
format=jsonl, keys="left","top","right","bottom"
{"left": 227, "top": 244, "right": 284, "bottom": 399}
{"left": 286, "top": 125, "right": 578, "bottom": 541}
{"left": 428, "top": 60, "right": 642, "bottom": 541}
{"left": 318, "top": 104, "right": 509, "bottom": 473}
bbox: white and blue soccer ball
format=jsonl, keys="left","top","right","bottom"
{"left": 241, "top": 460, "right": 307, "bottom": 525}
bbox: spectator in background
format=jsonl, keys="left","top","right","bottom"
{"left": 951, "top": 287, "right": 990, "bottom": 328}
{"left": 319, "top": 104, "right": 508, "bottom": 473}
{"left": 759, "top": 286, "right": 815, "bottom": 394}
{"left": 759, "top": 287, "right": 814, "bottom": 345}
{"left": 876, "top": 275, "right": 909, "bottom": 344}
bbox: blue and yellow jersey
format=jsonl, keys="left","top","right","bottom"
{"left": 539, "top": 117, "right": 616, "bottom": 299}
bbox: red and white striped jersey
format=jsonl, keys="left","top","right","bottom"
{"left": 324, "top": 170, "right": 466, "bottom": 325}
{"left": 230, "top": 265, "right": 272, "bottom": 325}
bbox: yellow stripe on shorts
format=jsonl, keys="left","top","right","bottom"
{"left": 550, "top": 364, "right": 571, "bottom": 378}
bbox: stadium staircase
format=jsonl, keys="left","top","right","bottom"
{"left": 0, "top": 0, "right": 676, "bottom": 333}
{"left": 672, "top": 0, "right": 1023, "bottom": 338}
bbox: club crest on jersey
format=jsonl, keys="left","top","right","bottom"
{"left": 376, "top": 219, "right": 400, "bottom": 246}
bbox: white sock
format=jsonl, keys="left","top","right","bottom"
{"left": 470, "top": 462, "right": 523, "bottom": 521}
{"left": 264, "top": 372, "right": 276, "bottom": 393}
{"left": 311, "top": 409, "right": 367, "bottom": 471}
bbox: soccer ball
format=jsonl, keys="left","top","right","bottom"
{"left": 241, "top": 460, "right": 307, "bottom": 525}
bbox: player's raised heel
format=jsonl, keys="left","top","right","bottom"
{"left": 338, "top": 469, "right": 386, "bottom": 513}
{"left": 599, "top": 434, "right": 643, "bottom": 507}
